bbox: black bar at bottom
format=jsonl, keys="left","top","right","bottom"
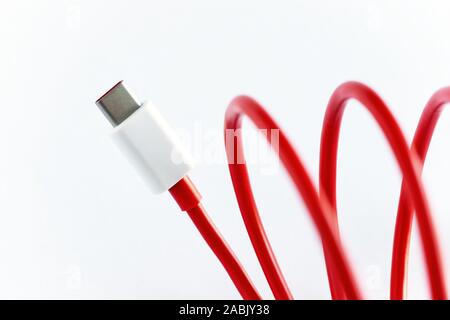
{"left": 0, "top": 300, "right": 446, "bottom": 318}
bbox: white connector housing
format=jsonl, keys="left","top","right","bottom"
{"left": 111, "top": 102, "right": 195, "bottom": 194}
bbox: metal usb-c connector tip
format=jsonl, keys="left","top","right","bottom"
{"left": 96, "top": 81, "right": 141, "bottom": 126}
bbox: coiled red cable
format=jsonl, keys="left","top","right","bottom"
{"left": 170, "top": 81, "right": 448, "bottom": 300}
{"left": 319, "top": 82, "right": 447, "bottom": 300}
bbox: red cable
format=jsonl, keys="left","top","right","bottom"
{"left": 391, "top": 87, "right": 450, "bottom": 299}
{"left": 224, "top": 96, "right": 362, "bottom": 299}
{"left": 169, "top": 176, "right": 262, "bottom": 300}
{"left": 169, "top": 82, "right": 447, "bottom": 300}
{"left": 319, "top": 82, "right": 447, "bottom": 299}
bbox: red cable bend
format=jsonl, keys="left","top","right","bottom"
{"left": 225, "top": 96, "right": 362, "bottom": 299}
{"left": 319, "top": 82, "right": 447, "bottom": 300}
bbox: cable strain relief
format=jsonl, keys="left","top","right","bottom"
{"left": 169, "top": 176, "right": 202, "bottom": 211}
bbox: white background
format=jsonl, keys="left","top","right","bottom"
{"left": 1, "top": 0, "right": 450, "bottom": 299}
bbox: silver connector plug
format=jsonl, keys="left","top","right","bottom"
{"left": 96, "top": 81, "right": 141, "bottom": 126}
